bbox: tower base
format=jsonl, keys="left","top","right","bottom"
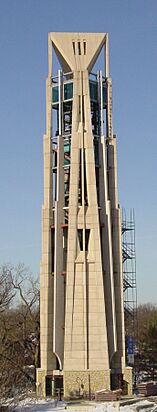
{"left": 36, "top": 367, "right": 132, "bottom": 398}
{"left": 64, "top": 370, "right": 110, "bottom": 398}
{"left": 36, "top": 369, "right": 64, "bottom": 398}
{"left": 123, "top": 366, "right": 132, "bottom": 395}
{"left": 36, "top": 369, "right": 47, "bottom": 398}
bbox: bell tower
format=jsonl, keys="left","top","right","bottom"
{"left": 37, "top": 32, "right": 132, "bottom": 398}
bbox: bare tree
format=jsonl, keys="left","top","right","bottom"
{"left": 0, "top": 264, "right": 40, "bottom": 399}
{"left": 135, "top": 303, "right": 157, "bottom": 382}
{"left": 0, "top": 265, "right": 16, "bottom": 312}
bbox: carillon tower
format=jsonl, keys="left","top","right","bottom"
{"left": 37, "top": 32, "right": 132, "bottom": 398}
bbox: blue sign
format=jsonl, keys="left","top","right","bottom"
{"left": 127, "top": 336, "right": 134, "bottom": 355}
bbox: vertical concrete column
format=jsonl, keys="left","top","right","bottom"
{"left": 107, "top": 137, "right": 125, "bottom": 370}
{"left": 37, "top": 45, "right": 56, "bottom": 396}
{"left": 99, "top": 135, "right": 117, "bottom": 362}
{"left": 64, "top": 71, "right": 84, "bottom": 370}
{"left": 53, "top": 135, "right": 65, "bottom": 368}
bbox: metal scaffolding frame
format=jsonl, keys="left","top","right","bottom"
{"left": 122, "top": 208, "right": 137, "bottom": 365}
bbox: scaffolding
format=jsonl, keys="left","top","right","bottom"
{"left": 122, "top": 208, "right": 137, "bottom": 366}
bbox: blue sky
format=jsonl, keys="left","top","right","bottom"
{"left": 0, "top": 0, "right": 157, "bottom": 304}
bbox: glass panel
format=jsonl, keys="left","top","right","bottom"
{"left": 89, "top": 81, "right": 98, "bottom": 101}
{"left": 103, "top": 84, "right": 107, "bottom": 107}
{"left": 94, "top": 142, "right": 99, "bottom": 165}
{"left": 64, "top": 143, "right": 70, "bottom": 153}
{"left": 52, "top": 86, "right": 59, "bottom": 103}
{"left": 64, "top": 82, "right": 73, "bottom": 100}
{"left": 64, "top": 143, "right": 70, "bottom": 165}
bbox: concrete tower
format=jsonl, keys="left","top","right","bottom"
{"left": 37, "top": 32, "right": 132, "bottom": 398}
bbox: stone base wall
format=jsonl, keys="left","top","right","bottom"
{"left": 36, "top": 368, "right": 132, "bottom": 398}
{"left": 123, "top": 366, "right": 132, "bottom": 396}
{"left": 36, "top": 369, "right": 46, "bottom": 398}
{"left": 64, "top": 370, "right": 110, "bottom": 398}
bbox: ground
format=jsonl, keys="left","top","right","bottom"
{"left": 9, "top": 398, "right": 157, "bottom": 412}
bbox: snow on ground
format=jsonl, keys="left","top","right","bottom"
{"left": 13, "top": 398, "right": 61, "bottom": 411}
{"left": 12, "top": 399, "right": 156, "bottom": 412}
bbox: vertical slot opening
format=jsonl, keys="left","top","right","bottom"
{"left": 95, "top": 167, "right": 100, "bottom": 206}
{"left": 83, "top": 41, "right": 86, "bottom": 55}
{"left": 72, "top": 41, "right": 76, "bottom": 55}
{"left": 78, "top": 229, "right": 83, "bottom": 251}
{"left": 82, "top": 95, "right": 85, "bottom": 124}
{"left": 63, "top": 228, "right": 68, "bottom": 272}
{"left": 78, "top": 149, "right": 82, "bottom": 206}
{"left": 52, "top": 149, "right": 57, "bottom": 168}
{"left": 85, "top": 229, "right": 90, "bottom": 251}
{"left": 83, "top": 150, "right": 88, "bottom": 206}
{"left": 78, "top": 41, "right": 81, "bottom": 55}
{"left": 79, "top": 95, "right": 81, "bottom": 122}
{"left": 52, "top": 170, "right": 57, "bottom": 207}
{"left": 51, "top": 228, "right": 55, "bottom": 273}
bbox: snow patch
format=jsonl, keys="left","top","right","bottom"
{"left": 10, "top": 398, "right": 155, "bottom": 412}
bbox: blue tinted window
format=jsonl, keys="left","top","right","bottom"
{"left": 64, "top": 83, "right": 73, "bottom": 100}
{"left": 103, "top": 85, "right": 107, "bottom": 107}
{"left": 64, "top": 143, "right": 70, "bottom": 165}
{"left": 52, "top": 86, "right": 59, "bottom": 103}
{"left": 89, "top": 81, "right": 98, "bottom": 101}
